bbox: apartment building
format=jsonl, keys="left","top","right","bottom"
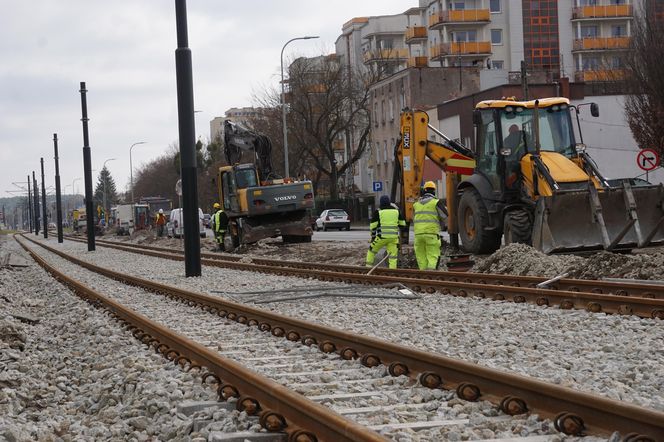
{"left": 209, "top": 107, "right": 266, "bottom": 142}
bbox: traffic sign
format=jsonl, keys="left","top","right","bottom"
{"left": 637, "top": 149, "right": 660, "bottom": 172}
{"left": 372, "top": 181, "right": 383, "bottom": 192}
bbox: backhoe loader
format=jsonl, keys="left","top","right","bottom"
{"left": 392, "top": 100, "right": 664, "bottom": 254}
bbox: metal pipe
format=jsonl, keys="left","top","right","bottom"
{"left": 174, "top": 0, "right": 201, "bottom": 276}
{"left": 79, "top": 81, "right": 95, "bottom": 251}
{"left": 53, "top": 134, "right": 63, "bottom": 243}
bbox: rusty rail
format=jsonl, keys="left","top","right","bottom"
{"left": 16, "top": 234, "right": 386, "bottom": 442}
{"left": 66, "top": 236, "right": 664, "bottom": 319}
{"left": 73, "top": 236, "right": 664, "bottom": 299}
{"left": 21, "top": 235, "right": 664, "bottom": 440}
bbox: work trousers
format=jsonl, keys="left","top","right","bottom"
{"left": 157, "top": 225, "right": 164, "bottom": 237}
{"left": 214, "top": 230, "right": 226, "bottom": 251}
{"left": 414, "top": 233, "right": 441, "bottom": 270}
{"left": 366, "top": 236, "right": 399, "bottom": 269}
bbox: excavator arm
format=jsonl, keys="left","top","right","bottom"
{"left": 223, "top": 120, "right": 277, "bottom": 181}
{"left": 391, "top": 109, "right": 475, "bottom": 245}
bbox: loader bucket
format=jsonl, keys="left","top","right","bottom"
{"left": 532, "top": 183, "right": 664, "bottom": 254}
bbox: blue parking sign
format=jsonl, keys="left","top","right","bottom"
{"left": 373, "top": 181, "right": 383, "bottom": 192}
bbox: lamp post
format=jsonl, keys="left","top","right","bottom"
{"left": 102, "top": 158, "right": 116, "bottom": 225}
{"left": 280, "top": 35, "right": 319, "bottom": 179}
{"left": 129, "top": 142, "right": 147, "bottom": 203}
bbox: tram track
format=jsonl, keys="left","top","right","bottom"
{"left": 17, "top": 234, "right": 664, "bottom": 440}
{"left": 65, "top": 236, "right": 664, "bottom": 319}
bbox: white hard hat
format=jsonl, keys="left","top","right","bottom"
{"left": 158, "top": 209, "right": 163, "bottom": 213}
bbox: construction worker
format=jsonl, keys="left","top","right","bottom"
{"left": 366, "top": 195, "right": 406, "bottom": 269}
{"left": 155, "top": 209, "right": 166, "bottom": 237}
{"left": 413, "top": 181, "right": 447, "bottom": 270}
{"left": 211, "top": 202, "right": 229, "bottom": 251}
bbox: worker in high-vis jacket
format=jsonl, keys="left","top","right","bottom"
{"left": 366, "top": 195, "right": 406, "bottom": 269}
{"left": 413, "top": 181, "right": 448, "bottom": 270}
{"left": 211, "top": 202, "right": 229, "bottom": 251}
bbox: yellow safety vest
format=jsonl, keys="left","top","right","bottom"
{"left": 413, "top": 197, "right": 440, "bottom": 235}
{"left": 213, "top": 210, "right": 226, "bottom": 233}
{"left": 370, "top": 208, "right": 401, "bottom": 238}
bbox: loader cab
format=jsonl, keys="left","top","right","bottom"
{"left": 474, "top": 98, "right": 577, "bottom": 194}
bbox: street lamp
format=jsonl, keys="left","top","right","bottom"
{"left": 129, "top": 141, "right": 147, "bottom": 203}
{"left": 72, "top": 177, "right": 82, "bottom": 195}
{"left": 280, "top": 35, "right": 319, "bottom": 179}
{"left": 102, "top": 158, "right": 116, "bottom": 224}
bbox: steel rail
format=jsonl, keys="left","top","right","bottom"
{"left": 64, "top": 236, "right": 664, "bottom": 319}
{"left": 15, "top": 235, "right": 386, "bottom": 442}
{"left": 72, "top": 236, "right": 664, "bottom": 299}
{"left": 21, "top": 235, "right": 664, "bottom": 440}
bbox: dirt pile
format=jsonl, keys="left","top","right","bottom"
{"left": 473, "top": 243, "right": 664, "bottom": 281}
{"left": 472, "top": 243, "right": 583, "bottom": 278}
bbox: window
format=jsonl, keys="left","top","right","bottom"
{"left": 491, "top": 29, "right": 503, "bottom": 45}
{"left": 451, "top": 30, "right": 477, "bottom": 42}
{"left": 492, "top": 60, "right": 504, "bottom": 69}
{"left": 490, "top": 0, "right": 501, "bottom": 13}
{"left": 383, "top": 141, "right": 388, "bottom": 163}
{"left": 375, "top": 142, "right": 381, "bottom": 162}
{"left": 580, "top": 26, "right": 598, "bottom": 38}
{"left": 381, "top": 100, "right": 386, "bottom": 124}
{"left": 388, "top": 98, "right": 394, "bottom": 121}
{"left": 611, "top": 25, "right": 626, "bottom": 37}
{"left": 450, "top": 1, "right": 465, "bottom": 10}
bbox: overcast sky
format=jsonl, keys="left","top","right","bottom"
{"left": 0, "top": 0, "right": 408, "bottom": 199}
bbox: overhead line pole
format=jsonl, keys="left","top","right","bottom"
{"left": 174, "top": 0, "right": 201, "bottom": 276}
{"left": 79, "top": 82, "right": 95, "bottom": 251}
{"left": 33, "top": 172, "right": 39, "bottom": 236}
{"left": 27, "top": 175, "right": 32, "bottom": 233}
{"left": 54, "top": 133, "right": 64, "bottom": 243}
{"left": 40, "top": 158, "right": 47, "bottom": 239}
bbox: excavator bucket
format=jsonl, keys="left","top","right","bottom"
{"left": 532, "top": 182, "right": 664, "bottom": 254}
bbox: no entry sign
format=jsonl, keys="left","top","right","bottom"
{"left": 637, "top": 149, "right": 660, "bottom": 172}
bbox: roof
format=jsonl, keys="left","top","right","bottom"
{"left": 475, "top": 97, "right": 570, "bottom": 109}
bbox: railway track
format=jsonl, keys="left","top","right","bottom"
{"left": 65, "top": 236, "right": 664, "bottom": 319}
{"left": 17, "top": 234, "right": 664, "bottom": 441}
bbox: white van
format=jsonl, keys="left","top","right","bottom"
{"left": 167, "top": 208, "right": 206, "bottom": 238}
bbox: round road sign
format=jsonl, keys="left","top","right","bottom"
{"left": 636, "top": 148, "right": 660, "bottom": 172}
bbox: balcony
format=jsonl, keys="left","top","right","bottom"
{"left": 429, "top": 9, "right": 490, "bottom": 29}
{"left": 363, "top": 48, "right": 409, "bottom": 63}
{"left": 572, "top": 5, "right": 632, "bottom": 20}
{"left": 430, "top": 41, "right": 491, "bottom": 60}
{"left": 572, "top": 36, "right": 631, "bottom": 51}
{"left": 574, "top": 69, "right": 627, "bottom": 82}
{"left": 405, "top": 26, "right": 427, "bottom": 43}
{"left": 407, "top": 56, "right": 429, "bottom": 68}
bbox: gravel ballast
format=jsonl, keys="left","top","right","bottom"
{"left": 24, "top": 236, "right": 664, "bottom": 417}
{"left": 0, "top": 236, "right": 259, "bottom": 441}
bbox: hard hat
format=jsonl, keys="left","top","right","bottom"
{"left": 213, "top": 202, "right": 221, "bottom": 209}
{"left": 424, "top": 181, "right": 436, "bottom": 190}
{"left": 158, "top": 209, "right": 164, "bottom": 214}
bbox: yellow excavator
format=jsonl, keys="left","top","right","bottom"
{"left": 392, "top": 100, "right": 664, "bottom": 254}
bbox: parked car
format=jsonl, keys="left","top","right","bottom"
{"left": 203, "top": 213, "right": 211, "bottom": 228}
{"left": 314, "top": 209, "right": 351, "bottom": 231}
{"left": 167, "top": 208, "right": 206, "bottom": 238}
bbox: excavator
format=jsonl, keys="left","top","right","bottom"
{"left": 391, "top": 100, "right": 664, "bottom": 254}
{"left": 218, "top": 120, "right": 314, "bottom": 249}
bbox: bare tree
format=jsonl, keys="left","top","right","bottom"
{"left": 625, "top": 5, "right": 664, "bottom": 157}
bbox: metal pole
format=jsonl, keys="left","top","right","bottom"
{"left": 79, "top": 81, "right": 95, "bottom": 251}
{"left": 40, "top": 158, "right": 47, "bottom": 239}
{"left": 129, "top": 142, "right": 146, "bottom": 204}
{"left": 27, "top": 175, "right": 33, "bottom": 233}
{"left": 33, "top": 172, "right": 39, "bottom": 235}
{"left": 53, "top": 133, "right": 64, "bottom": 243}
{"left": 174, "top": 0, "right": 201, "bottom": 276}
{"left": 280, "top": 35, "right": 319, "bottom": 179}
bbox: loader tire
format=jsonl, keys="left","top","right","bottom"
{"left": 503, "top": 209, "right": 532, "bottom": 246}
{"left": 458, "top": 188, "right": 501, "bottom": 254}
